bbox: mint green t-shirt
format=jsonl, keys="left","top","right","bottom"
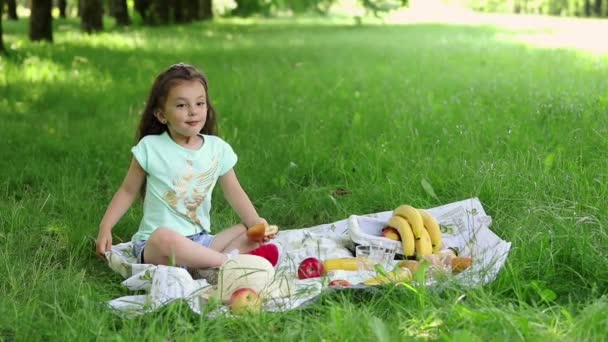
{"left": 131, "top": 132, "right": 237, "bottom": 242}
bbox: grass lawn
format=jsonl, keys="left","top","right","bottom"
{"left": 1, "top": 13, "right": 607, "bottom": 341}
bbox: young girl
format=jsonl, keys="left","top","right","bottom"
{"left": 95, "top": 63, "right": 278, "bottom": 268}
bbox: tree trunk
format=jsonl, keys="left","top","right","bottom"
{"left": 514, "top": 0, "right": 528, "bottom": 14}
{"left": 0, "top": 0, "right": 5, "bottom": 54}
{"left": 200, "top": 0, "right": 212, "bottom": 20}
{"left": 594, "top": 0, "right": 602, "bottom": 16}
{"left": 112, "top": 0, "right": 131, "bottom": 25}
{"left": 7, "top": 0, "right": 17, "bottom": 20}
{"left": 81, "top": 0, "right": 103, "bottom": 33}
{"left": 144, "top": 0, "right": 170, "bottom": 25}
{"left": 134, "top": 0, "right": 150, "bottom": 21}
{"left": 172, "top": 0, "right": 186, "bottom": 23}
{"left": 184, "top": 0, "right": 199, "bottom": 21}
{"left": 584, "top": 0, "right": 592, "bottom": 15}
{"left": 29, "top": 0, "right": 53, "bottom": 42}
{"left": 58, "top": 0, "right": 67, "bottom": 18}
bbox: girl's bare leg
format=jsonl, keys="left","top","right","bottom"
{"left": 143, "top": 228, "right": 228, "bottom": 268}
{"left": 210, "top": 223, "right": 260, "bottom": 254}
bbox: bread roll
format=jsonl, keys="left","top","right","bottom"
{"left": 246, "top": 223, "right": 280, "bottom": 242}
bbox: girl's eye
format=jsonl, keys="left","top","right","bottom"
{"left": 176, "top": 104, "right": 185, "bottom": 108}
{"left": 197, "top": 102, "right": 206, "bottom": 106}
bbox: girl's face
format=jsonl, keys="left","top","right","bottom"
{"left": 156, "top": 79, "right": 208, "bottom": 141}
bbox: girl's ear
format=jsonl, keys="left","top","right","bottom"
{"left": 154, "top": 110, "right": 167, "bottom": 124}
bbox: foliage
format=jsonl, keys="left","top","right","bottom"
{"left": 463, "top": 0, "right": 606, "bottom": 16}
{"left": 0, "top": 0, "right": 4, "bottom": 54}
{"left": 228, "top": 0, "right": 409, "bottom": 16}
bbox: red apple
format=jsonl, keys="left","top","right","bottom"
{"left": 229, "top": 288, "right": 261, "bottom": 315}
{"left": 328, "top": 279, "right": 351, "bottom": 288}
{"left": 381, "top": 227, "right": 401, "bottom": 241}
{"left": 297, "top": 257, "right": 324, "bottom": 279}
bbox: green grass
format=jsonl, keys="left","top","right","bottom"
{"left": 1, "top": 15, "right": 608, "bottom": 341}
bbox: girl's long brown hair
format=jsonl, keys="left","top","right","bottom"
{"left": 136, "top": 63, "right": 218, "bottom": 142}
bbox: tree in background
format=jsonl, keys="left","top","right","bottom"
{"left": 0, "top": 0, "right": 5, "bottom": 54}
{"left": 58, "top": 0, "right": 68, "bottom": 18}
{"left": 7, "top": 0, "right": 17, "bottom": 20}
{"left": 81, "top": 0, "right": 103, "bottom": 33}
{"left": 143, "top": 0, "right": 170, "bottom": 25}
{"left": 30, "top": 0, "right": 53, "bottom": 42}
{"left": 360, "top": 0, "right": 409, "bottom": 17}
{"left": 231, "top": 0, "right": 272, "bottom": 17}
{"left": 172, "top": 0, "right": 185, "bottom": 22}
{"left": 154, "top": 0, "right": 171, "bottom": 24}
{"left": 184, "top": 0, "right": 200, "bottom": 22}
{"left": 467, "top": 0, "right": 605, "bottom": 16}
{"left": 134, "top": 0, "right": 150, "bottom": 21}
{"left": 111, "top": 0, "right": 131, "bottom": 25}
{"left": 174, "top": 0, "right": 212, "bottom": 22}
{"left": 201, "top": 0, "right": 213, "bottom": 20}
{"left": 592, "top": 0, "right": 604, "bottom": 15}
{"left": 228, "top": 0, "right": 410, "bottom": 17}
{"left": 134, "top": 0, "right": 211, "bottom": 25}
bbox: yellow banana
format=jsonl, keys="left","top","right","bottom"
{"left": 386, "top": 215, "right": 415, "bottom": 257}
{"left": 415, "top": 228, "right": 433, "bottom": 260}
{"left": 418, "top": 209, "right": 443, "bottom": 253}
{"left": 363, "top": 268, "right": 412, "bottom": 286}
{"left": 323, "top": 258, "right": 362, "bottom": 272}
{"left": 394, "top": 205, "right": 424, "bottom": 239}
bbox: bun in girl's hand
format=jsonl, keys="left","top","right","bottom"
{"left": 247, "top": 223, "right": 279, "bottom": 242}
{"left": 265, "top": 224, "right": 279, "bottom": 236}
{"left": 247, "top": 223, "right": 266, "bottom": 241}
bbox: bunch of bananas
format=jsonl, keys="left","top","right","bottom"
{"left": 383, "top": 205, "right": 443, "bottom": 259}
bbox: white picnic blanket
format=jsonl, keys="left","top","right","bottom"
{"left": 105, "top": 197, "right": 511, "bottom": 316}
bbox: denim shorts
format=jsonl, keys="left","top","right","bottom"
{"left": 132, "top": 232, "right": 215, "bottom": 264}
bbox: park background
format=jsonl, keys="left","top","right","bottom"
{"left": 1, "top": 0, "right": 607, "bottom": 340}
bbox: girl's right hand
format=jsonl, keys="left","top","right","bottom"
{"left": 95, "top": 230, "right": 113, "bottom": 259}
